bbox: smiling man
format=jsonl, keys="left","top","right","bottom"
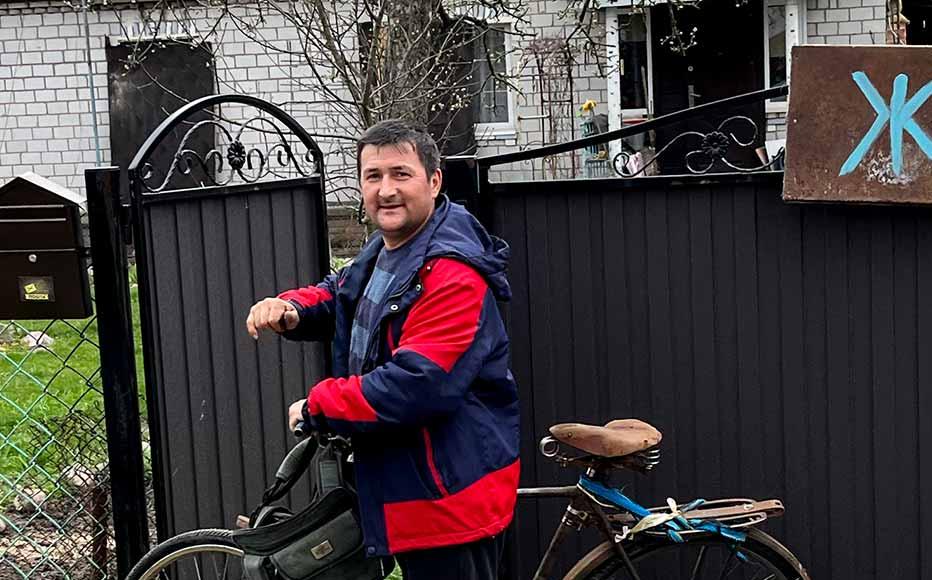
{"left": 245, "top": 120, "right": 520, "bottom": 579}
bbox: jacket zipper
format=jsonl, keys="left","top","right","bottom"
{"left": 370, "top": 284, "right": 449, "bottom": 498}
{"left": 422, "top": 427, "right": 449, "bottom": 497}
{"left": 360, "top": 276, "right": 416, "bottom": 371}
{"left": 386, "top": 321, "right": 397, "bottom": 352}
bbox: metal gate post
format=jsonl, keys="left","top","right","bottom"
{"left": 475, "top": 162, "right": 494, "bottom": 230}
{"left": 85, "top": 167, "right": 150, "bottom": 578}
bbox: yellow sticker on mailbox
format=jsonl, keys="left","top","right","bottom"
{"left": 18, "top": 277, "right": 55, "bottom": 303}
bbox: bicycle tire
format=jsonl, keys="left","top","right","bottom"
{"left": 564, "top": 527, "right": 810, "bottom": 580}
{"left": 125, "top": 528, "right": 248, "bottom": 580}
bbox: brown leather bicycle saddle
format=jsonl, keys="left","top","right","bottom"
{"left": 549, "top": 419, "right": 661, "bottom": 457}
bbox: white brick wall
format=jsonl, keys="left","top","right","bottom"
{"left": 0, "top": 3, "right": 111, "bottom": 187}
{"left": 805, "top": 0, "right": 887, "bottom": 45}
{"left": 766, "top": 111, "right": 788, "bottom": 141}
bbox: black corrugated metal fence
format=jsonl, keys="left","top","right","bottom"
{"left": 486, "top": 170, "right": 930, "bottom": 580}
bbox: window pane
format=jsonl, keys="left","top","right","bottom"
{"left": 768, "top": 5, "right": 787, "bottom": 101}
{"left": 476, "top": 27, "right": 509, "bottom": 124}
{"left": 619, "top": 12, "right": 648, "bottom": 110}
{"left": 357, "top": 22, "right": 373, "bottom": 69}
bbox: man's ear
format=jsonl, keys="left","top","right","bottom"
{"left": 430, "top": 168, "right": 443, "bottom": 198}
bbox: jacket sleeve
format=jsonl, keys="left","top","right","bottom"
{"left": 304, "top": 258, "right": 490, "bottom": 434}
{"left": 277, "top": 271, "right": 340, "bottom": 342}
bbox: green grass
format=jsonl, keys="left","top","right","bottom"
{"left": 331, "top": 255, "right": 353, "bottom": 271}
{"left": 0, "top": 260, "right": 410, "bottom": 576}
{"left": 0, "top": 270, "right": 147, "bottom": 489}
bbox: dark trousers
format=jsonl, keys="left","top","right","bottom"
{"left": 394, "top": 533, "right": 507, "bottom": 580}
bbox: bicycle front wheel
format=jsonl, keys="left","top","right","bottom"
{"left": 126, "top": 529, "right": 248, "bottom": 580}
{"left": 564, "top": 527, "right": 810, "bottom": 580}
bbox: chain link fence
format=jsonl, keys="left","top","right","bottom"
{"left": 0, "top": 267, "right": 152, "bottom": 580}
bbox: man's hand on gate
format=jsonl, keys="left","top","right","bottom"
{"left": 288, "top": 398, "right": 307, "bottom": 432}
{"left": 246, "top": 297, "right": 300, "bottom": 339}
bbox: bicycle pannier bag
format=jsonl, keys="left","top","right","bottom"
{"left": 235, "top": 440, "right": 391, "bottom": 580}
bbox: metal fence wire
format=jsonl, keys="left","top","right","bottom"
{"left": 0, "top": 265, "right": 153, "bottom": 580}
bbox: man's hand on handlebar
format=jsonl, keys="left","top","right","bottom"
{"left": 288, "top": 398, "right": 308, "bottom": 436}
{"left": 246, "top": 297, "right": 300, "bottom": 339}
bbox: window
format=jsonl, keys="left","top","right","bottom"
{"left": 357, "top": 21, "right": 373, "bottom": 70}
{"left": 473, "top": 24, "right": 514, "bottom": 138}
{"left": 767, "top": 4, "right": 787, "bottom": 89}
{"left": 764, "top": 0, "right": 803, "bottom": 110}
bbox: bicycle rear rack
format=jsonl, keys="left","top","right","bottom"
{"left": 608, "top": 497, "right": 785, "bottom": 534}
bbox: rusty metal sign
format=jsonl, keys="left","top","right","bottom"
{"left": 783, "top": 45, "right": 932, "bottom": 204}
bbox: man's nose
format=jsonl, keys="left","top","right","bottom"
{"left": 379, "top": 175, "right": 397, "bottom": 194}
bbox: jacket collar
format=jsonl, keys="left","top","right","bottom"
{"left": 340, "top": 194, "right": 511, "bottom": 302}
{"left": 340, "top": 196, "right": 449, "bottom": 298}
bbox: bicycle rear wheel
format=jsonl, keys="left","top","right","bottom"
{"left": 126, "top": 529, "right": 248, "bottom": 580}
{"left": 565, "top": 528, "right": 809, "bottom": 580}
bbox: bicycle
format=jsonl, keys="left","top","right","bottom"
{"left": 125, "top": 418, "right": 810, "bottom": 580}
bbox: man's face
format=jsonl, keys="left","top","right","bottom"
{"left": 360, "top": 142, "right": 442, "bottom": 247}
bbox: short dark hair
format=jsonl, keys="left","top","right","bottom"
{"left": 356, "top": 119, "right": 441, "bottom": 177}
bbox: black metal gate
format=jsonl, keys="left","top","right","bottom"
{"left": 479, "top": 85, "right": 929, "bottom": 580}
{"left": 127, "top": 95, "right": 332, "bottom": 540}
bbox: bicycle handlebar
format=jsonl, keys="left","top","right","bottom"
{"left": 293, "top": 420, "right": 310, "bottom": 439}
{"left": 292, "top": 421, "right": 350, "bottom": 452}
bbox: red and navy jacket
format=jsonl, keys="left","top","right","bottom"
{"left": 277, "top": 196, "right": 520, "bottom": 556}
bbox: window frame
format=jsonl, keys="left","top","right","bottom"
{"left": 605, "top": 6, "right": 655, "bottom": 162}
{"left": 474, "top": 22, "right": 517, "bottom": 141}
{"left": 605, "top": 1, "right": 804, "bottom": 141}
{"left": 764, "top": 0, "right": 804, "bottom": 114}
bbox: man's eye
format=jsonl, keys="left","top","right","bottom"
{"left": 365, "top": 173, "right": 380, "bottom": 181}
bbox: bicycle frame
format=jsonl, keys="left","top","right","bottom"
{"left": 520, "top": 479, "right": 648, "bottom": 580}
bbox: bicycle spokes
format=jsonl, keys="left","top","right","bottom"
{"left": 603, "top": 541, "right": 787, "bottom": 580}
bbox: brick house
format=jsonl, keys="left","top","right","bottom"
{"left": 0, "top": 0, "right": 913, "bottom": 195}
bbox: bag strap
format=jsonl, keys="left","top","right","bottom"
{"left": 250, "top": 437, "right": 319, "bottom": 524}
{"left": 250, "top": 435, "right": 357, "bottom": 523}
{"left": 310, "top": 440, "right": 348, "bottom": 498}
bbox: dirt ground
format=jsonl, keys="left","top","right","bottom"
{"left": 0, "top": 496, "right": 115, "bottom": 580}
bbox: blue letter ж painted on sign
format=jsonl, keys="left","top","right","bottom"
{"left": 839, "top": 72, "right": 932, "bottom": 177}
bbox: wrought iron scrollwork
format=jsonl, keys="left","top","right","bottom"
{"left": 613, "top": 116, "right": 785, "bottom": 178}
{"left": 140, "top": 114, "right": 320, "bottom": 193}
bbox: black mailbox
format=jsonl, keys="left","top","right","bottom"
{"left": 0, "top": 172, "right": 92, "bottom": 319}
